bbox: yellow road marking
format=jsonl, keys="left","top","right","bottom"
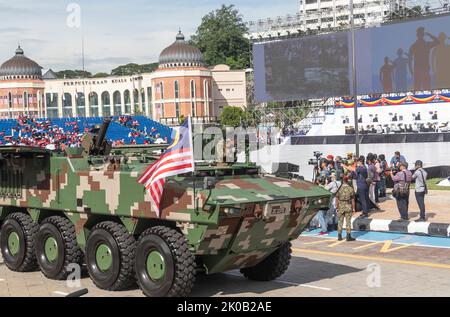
{"left": 327, "top": 240, "right": 346, "bottom": 248}
{"left": 352, "top": 240, "right": 419, "bottom": 253}
{"left": 379, "top": 241, "right": 419, "bottom": 253}
{"left": 293, "top": 248, "right": 450, "bottom": 270}
{"left": 303, "top": 240, "right": 332, "bottom": 245}
{"left": 353, "top": 241, "right": 382, "bottom": 250}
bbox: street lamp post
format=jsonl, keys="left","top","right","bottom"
{"left": 350, "top": 0, "right": 360, "bottom": 156}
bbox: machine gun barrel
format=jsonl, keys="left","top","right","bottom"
{"left": 95, "top": 118, "right": 112, "bottom": 149}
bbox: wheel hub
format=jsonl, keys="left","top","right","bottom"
{"left": 7, "top": 231, "right": 20, "bottom": 256}
{"left": 96, "top": 243, "right": 113, "bottom": 272}
{"left": 146, "top": 250, "right": 166, "bottom": 280}
{"left": 44, "top": 236, "right": 58, "bottom": 263}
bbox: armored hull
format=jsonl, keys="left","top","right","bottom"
{"left": 0, "top": 144, "right": 331, "bottom": 296}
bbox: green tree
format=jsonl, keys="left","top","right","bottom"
{"left": 220, "top": 106, "right": 249, "bottom": 127}
{"left": 56, "top": 70, "right": 92, "bottom": 79}
{"left": 111, "top": 63, "right": 159, "bottom": 76}
{"left": 93, "top": 72, "right": 110, "bottom": 78}
{"left": 190, "top": 4, "right": 251, "bottom": 69}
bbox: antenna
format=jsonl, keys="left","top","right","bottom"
{"left": 82, "top": 34, "right": 85, "bottom": 76}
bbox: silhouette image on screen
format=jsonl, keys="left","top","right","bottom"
{"left": 432, "top": 32, "right": 450, "bottom": 88}
{"left": 380, "top": 57, "right": 395, "bottom": 93}
{"left": 393, "top": 48, "right": 409, "bottom": 92}
{"left": 408, "top": 27, "right": 439, "bottom": 91}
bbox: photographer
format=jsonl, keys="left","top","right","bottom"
{"left": 390, "top": 151, "right": 406, "bottom": 170}
{"left": 378, "top": 154, "right": 388, "bottom": 198}
{"left": 367, "top": 154, "right": 380, "bottom": 208}
{"left": 324, "top": 173, "right": 341, "bottom": 230}
{"left": 354, "top": 157, "right": 370, "bottom": 218}
{"left": 390, "top": 162, "right": 413, "bottom": 221}
{"left": 412, "top": 160, "right": 428, "bottom": 222}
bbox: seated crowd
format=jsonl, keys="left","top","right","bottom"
{"left": 0, "top": 115, "right": 170, "bottom": 150}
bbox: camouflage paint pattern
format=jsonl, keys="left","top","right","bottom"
{"left": 0, "top": 145, "right": 331, "bottom": 274}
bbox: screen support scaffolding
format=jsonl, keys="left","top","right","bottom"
{"left": 350, "top": 0, "right": 360, "bottom": 157}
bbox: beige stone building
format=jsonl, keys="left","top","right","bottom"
{"left": 0, "top": 32, "right": 248, "bottom": 124}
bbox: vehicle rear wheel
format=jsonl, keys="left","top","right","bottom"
{"left": 85, "top": 221, "right": 136, "bottom": 291}
{"left": 35, "top": 216, "right": 83, "bottom": 280}
{"left": 240, "top": 242, "right": 292, "bottom": 281}
{"left": 0, "top": 212, "right": 38, "bottom": 272}
{"left": 135, "top": 226, "right": 196, "bottom": 297}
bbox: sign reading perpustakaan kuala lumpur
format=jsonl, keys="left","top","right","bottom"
{"left": 253, "top": 14, "right": 450, "bottom": 102}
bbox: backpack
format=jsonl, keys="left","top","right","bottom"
{"left": 392, "top": 171, "right": 410, "bottom": 199}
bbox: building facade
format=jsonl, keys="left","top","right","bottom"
{"left": 0, "top": 32, "right": 247, "bottom": 123}
{"left": 247, "top": 0, "right": 406, "bottom": 39}
{"left": 0, "top": 46, "right": 45, "bottom": 118}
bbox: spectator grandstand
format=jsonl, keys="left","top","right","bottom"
{"left": 303, "top": 97, "right": 450, "bottom": 137}
{"left": 0, "top": 115, "right": 173, "bottom": 149}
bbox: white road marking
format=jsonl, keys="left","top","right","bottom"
{"left": 53, "top": 291, "right": 69, "bottom": 296}
{"left": 223, "top": 272, "right": 332, "bottom": 291}
{"left": 300, "top": 233, "right": 450, "bottom": 249}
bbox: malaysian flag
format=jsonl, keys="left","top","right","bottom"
{"left": 137, "top": 117, "right": 194, "bottom": 216}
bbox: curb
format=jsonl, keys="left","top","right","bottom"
{"left": 351, "top": 217, "right": 450, "bottom": 238}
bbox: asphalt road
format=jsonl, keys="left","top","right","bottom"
{"left": 1, "top": 230, "right": 450, "bottom": 297}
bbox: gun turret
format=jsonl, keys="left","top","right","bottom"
{"left": 95, "top": 118, "right": 111, "bottom": 150}
{"left": 81, "top": 118, "right": 112, "bottom": 156}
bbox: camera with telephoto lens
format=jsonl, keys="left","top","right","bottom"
{"left": 308, "top": 151, "right": 324, "bottom": 165}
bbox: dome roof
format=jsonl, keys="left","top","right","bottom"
{"left": 0, "top": 46, "right": 43, "bottom": 80}
{"left": 159, "top": 31, "right": 204, "bottom": 68}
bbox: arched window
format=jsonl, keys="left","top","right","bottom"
{"left": 190, "top": 80, "right": 196, "bottom": 98}
{"left": 62, "top": 93, "right": 73, "bottom": 117}
{"left": 113, "top": 91, "right": 121, "bottom": 116}
{"left": 204, "top": 80, "right": 210, "bottom": 117}
{"left": 190, "top": 80, "right": 196, "bottom": 116}
{"left": 23, "top": 92, "right": 28, "bottom": 108}
{"left": 159, "top": 82, "right": 164, "bottom": 100}
{"left": 174, "top": 81, "right": 180, "bottom": 99}
{"left": 46, "top": 93, "right": 59, "bottom": 117}
{"left": 133, "top": 89, "right": 139, "bottom": 114}
{"left": 124, "top": 90, "right": 131, "bottom": 114}
{"left": 89, "top": 92, "right": 99, "bottom": 117}
{"left": 76, "top": 92, "right": 85, "bottom": 117}
{"left": 102, "top": 92, "right": 111, "bottom": 117}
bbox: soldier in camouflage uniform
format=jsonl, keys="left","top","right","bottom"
{"left": 336, "top": 175, "right": 356, "bottom": 241}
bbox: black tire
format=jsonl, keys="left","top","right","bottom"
{"left": 0, "top": 212, "right": 38, "bottom": 272}
{"left": 85, "top": 221, "right": 136, "bottom": 291}
{"left": 35, "top": 216, "right": 83, "bottom": 280}
{"left": 135, "top": 226, "right": 196, "bottom": 297}
{"left": 240, "top": 242, "right": 292, "bottom": 281}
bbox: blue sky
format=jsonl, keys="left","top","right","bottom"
{"left": 0, "top": 0, "right": 298, "bottom": 73}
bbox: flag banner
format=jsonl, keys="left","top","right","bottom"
{"left": 360, "top": 98, "right": 383, "bottom": 107}
{"left": 410, "top": 94, "right": 436, "bottom": 103}
{"left": 383, "top": 96, "right": 408, "bottom": 105}
{"left": 137, "top": 117, "right": 194, "bottom": 216}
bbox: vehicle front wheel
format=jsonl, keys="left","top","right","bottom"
{"left": 240, "top": 242, "right": 292, "bottom": 281}
{"left": 85, "top": 221, "right": 136, "bottom": 291}
{"left": 35, "top": 216, "right": 83, "bottom": 280}
{"left": 135, "top": 226, "right": 196, "bottom": 297}
{"left": 0, "top": 212, "right": 38, "bottom": 272}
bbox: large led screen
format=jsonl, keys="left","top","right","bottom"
{"left": 355, "top": 14, "right": 450, "bottom": 95}
{"left": 254, "top": 31, "right": 350, "bottom": 102}
{"left": 254, "top": 14, "right": 450, "bottom": 102}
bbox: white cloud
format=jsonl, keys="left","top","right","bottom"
{"left": 0, "top": 0, "right": 298, "bottom": 73}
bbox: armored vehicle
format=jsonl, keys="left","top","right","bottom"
{"left": 0, "top": 119, "right": 331, "bottom": 297}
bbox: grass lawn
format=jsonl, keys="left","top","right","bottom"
{"left": 410, "top": 178, "right": 450, "bottom": 191}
